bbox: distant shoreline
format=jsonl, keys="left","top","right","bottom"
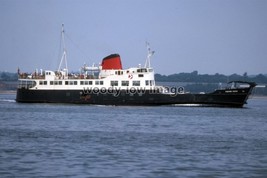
{"left": 0, "top": 90, "right": 16, "bottom": 94}
{"left": 250, "top": 95, "right": 267, "bottom": 100}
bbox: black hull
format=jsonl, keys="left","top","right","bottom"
{"left": 16, "top": 86, "right": 254, "bottom": 107}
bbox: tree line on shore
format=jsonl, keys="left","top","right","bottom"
{"left": 155, "top": 71, "right": 267, "bottom": 84}
{"left": 154, "top": 71, "right": 267, "bottom": 95}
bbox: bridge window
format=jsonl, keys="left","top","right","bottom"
{"left": 115, "top": 71, "right": 123, "bottom": 75}
{"left": 137, "top": 68, "right": 147, "bottom": 73}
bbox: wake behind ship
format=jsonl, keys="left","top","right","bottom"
{"left": 16, "top": 25, "right": 256, "bottom": 107}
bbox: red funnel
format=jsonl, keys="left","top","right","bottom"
{"left": 101, "top": 54, "right": 122, "bottom": 70}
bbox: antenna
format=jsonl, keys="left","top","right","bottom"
{"left": 144, "top": 42, "right": 155, "bottom": 68}
{"left": 57, "top": 24, "right": 68, "bottom": 75}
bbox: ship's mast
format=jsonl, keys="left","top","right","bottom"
{"left": 57, "top": 24, "right": 68, "bottom": 75}
{"left": 144, "top": 42, "right": 155, "bottom": 68}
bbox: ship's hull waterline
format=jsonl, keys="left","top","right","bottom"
{"left": 16, "top": 87, "right": 253, "bottom": 107}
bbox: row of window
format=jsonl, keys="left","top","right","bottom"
{"left": 39, "top": 80, "right": 79, "bottom": 85}
{"left": 39, "top": 80, "right": 154, "bottom": 86}
{"left": 110, "top": 81, "right": 139, "bottom": 86}
{"left": 114, "top": 68, "right": 154, "bottom": 75}
{"left": 40, "top": 81, "right": 80, "bottom": 85}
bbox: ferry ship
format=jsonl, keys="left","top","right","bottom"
{"left": 16, "top": 25, "right": 256, "bottom": 107}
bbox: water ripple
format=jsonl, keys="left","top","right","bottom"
{"left": 0, "top": 95, "right": 267, "bottom": 177}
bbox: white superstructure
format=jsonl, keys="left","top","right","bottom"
{"left": 18, "top": 65, "right": 156, "bottom": 91}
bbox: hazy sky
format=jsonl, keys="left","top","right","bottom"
{"left": 1, "top": 0, "right": 267, "bottom": 75}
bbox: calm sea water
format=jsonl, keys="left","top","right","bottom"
{"left": 0, "top": 93, "right": 267, "bottom": 178}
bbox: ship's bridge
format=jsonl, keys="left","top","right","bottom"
{"left": 44, "top": 71, "right": 56, "bottom": 80}
{"left": 99, "top": 67, "right": 154, "bottom": 80}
